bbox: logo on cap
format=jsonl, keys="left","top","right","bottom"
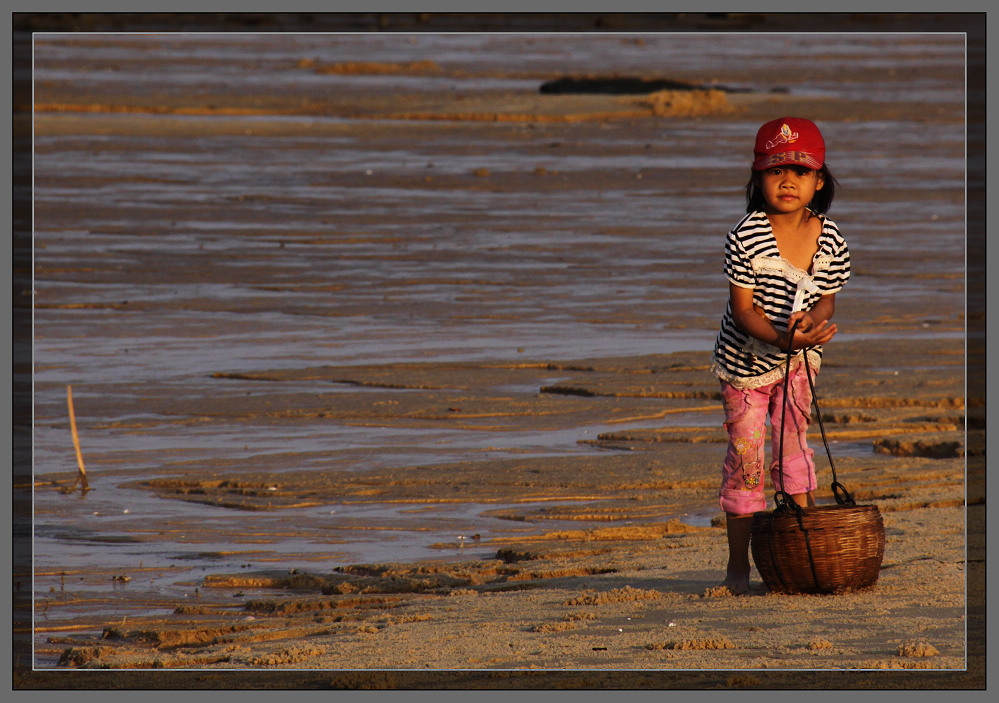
{"left": 765, "top": 123, "right": 798, "bottom": 151}
{"left": 763, "top": 151, "right": 820, "bottom": 170}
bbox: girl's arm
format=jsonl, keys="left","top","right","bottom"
{"left": 730, "top": 284, "right": 838, "bottom": 351}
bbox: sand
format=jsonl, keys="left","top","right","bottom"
{"left": 13, "top": 19, "right": 985, "bottom": 691}
{"left": 24, "top": 339, "right": 982, "bottom": 686}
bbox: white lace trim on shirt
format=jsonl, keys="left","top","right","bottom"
{"left": 711, "top": 349, "right": 822, "bottom": 390}
{"left": 751, "top": 254, "right": 833, "bottom": 286}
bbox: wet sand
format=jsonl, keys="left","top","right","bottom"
{"left": 26, "top": 337, "right": 982, "bottom": 681}
{"left": 15, "top": 22, "right": 985, "bottom": 689}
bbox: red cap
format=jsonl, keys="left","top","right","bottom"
{"left": 752, "top": 117, "right": 825, "bottom": 171}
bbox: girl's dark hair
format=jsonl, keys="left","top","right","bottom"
{"left": 745, "top": 165, "right": 838, "bottom": 215}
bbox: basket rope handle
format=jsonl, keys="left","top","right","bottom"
{"left": 800, "top": 354, "right": 855, "bottom": 506}
{"left": 773, "top": 321, "right": 801, "bottom": 514}
{"left": 774, "top": 320, "right": 856, "bottom": 514}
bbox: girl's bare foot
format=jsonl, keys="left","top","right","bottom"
{"left": 720, "top": 570, "right": 751, "bottom": 595}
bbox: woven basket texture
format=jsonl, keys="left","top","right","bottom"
{"left": 750, "top": 504, "right": 886, "bottom": 594}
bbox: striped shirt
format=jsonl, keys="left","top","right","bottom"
{"left": 711, "top": 210, "right": 851, "bottom": 389}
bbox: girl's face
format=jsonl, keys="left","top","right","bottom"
{"left": 759, "top": 166, "right": 824, "bottom": 215}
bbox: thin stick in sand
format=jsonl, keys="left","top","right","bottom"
{"left": 67, "top": 385, "right": 89, "bottom": 491}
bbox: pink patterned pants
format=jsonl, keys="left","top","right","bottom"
{"left": 719, "top": 362, "right": 817, "bottom": 515}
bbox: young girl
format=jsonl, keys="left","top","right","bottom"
{"left": 710, "top": 117, "right": 850, "bottom": 594}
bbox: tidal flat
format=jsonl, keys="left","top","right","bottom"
{"left": 15, "top": 24, "right": 983, "bottom": 688}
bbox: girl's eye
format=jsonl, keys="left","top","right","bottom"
{"left": 766, "top": 167, "right": 813, "bottom": 177}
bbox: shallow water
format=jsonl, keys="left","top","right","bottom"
{"left": 27, "top": 32, "right": 966, "bottom": 660}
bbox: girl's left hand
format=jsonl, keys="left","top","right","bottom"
{"left": 788, "top": 310, "right": 816, "bottom": 332}
{"left": 787, "top": 311, "right": 837, "bottom": 349}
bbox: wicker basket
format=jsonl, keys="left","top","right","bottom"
{"left": 751, "top": 504, "right": 886, "bottom": 594}
{"left": 749, "top": 324, "right": 887, "bottom": 594}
